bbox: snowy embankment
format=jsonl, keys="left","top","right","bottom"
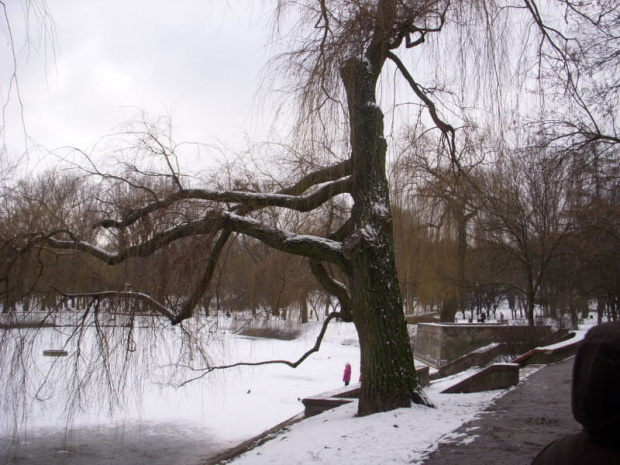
{"left": 224, "top": 322, "right": 590, "bottom": 465}
{"left": 224, "top": 365, "right": 531, "bottom": 465}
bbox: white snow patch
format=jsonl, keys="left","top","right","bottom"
{"left": 372, "top": 202, "right": 390, "bottom": 217}
{"left": 228, "top": 381, "right": 506, "bottom": 465}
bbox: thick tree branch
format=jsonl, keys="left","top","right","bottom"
{"left": 98, "top": 169, "right": 352, "bottom": 230}
{"left": 387, "top": 51, "right": 457, "bottom": 165}
{"left": 389, "top": 4, "right": 448, "bottom": 50}
{"left": 309, "top": 259, "right": 352, "bottom": 321}
{"left": 221, "top": 212, "right": 346, "bottom": 267}
{"left": 39, "top": 219, "right": 220, "bottom": 265}
{"left": 277, "top": 158, "right": 351, "bottom": 196}
{"left": 37, "top": 211, "right": 346, "bottom": 269}
{"left": 171, "top": 228, "right": 233, "bottom": 325}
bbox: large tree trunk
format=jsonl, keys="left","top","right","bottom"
{"left": 341, "top": 56, "right": 427, "bottom": 416}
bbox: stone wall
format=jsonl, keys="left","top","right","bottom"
{"left": 441, "top": 363, "right": 520, "bottom": 394}
{"left": 414, "top": 323, "right": 553, "bottom": 368}
{"left": 430, "top": 342, "right": 506, "bottom": 380}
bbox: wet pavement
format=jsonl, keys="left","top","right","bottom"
{"left": 422, "top": 357, "right": 581, "bottom": 465}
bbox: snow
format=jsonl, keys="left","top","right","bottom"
{"left": 472, "top": 342, "right": 502, "bottom": 353}
{"left": 228, "top": 373, "right": 510, "bottom": 465}
{"left": 0, "top": 319, "right": 361, "bottom": 445}
{"left": 0, "top": 317, "right": 593, "bottom": 464}
{"left": 372, "top": 202, "right": 390, "bottom": 217}
{"left": 282, "top": 234, "right": 342, "bottom": 253}
{"left": 225, "top": 325, "right": 591, "bottom": 465}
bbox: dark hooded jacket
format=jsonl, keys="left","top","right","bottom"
{"left": 531, "top": 322, "right": 620, "bottom": 465}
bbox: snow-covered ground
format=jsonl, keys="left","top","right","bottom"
{"left": 1, "top": 319, "right": 361, "bottom": 441}
{"left": 0, "top": 316, "right": 592, "bottom": 464}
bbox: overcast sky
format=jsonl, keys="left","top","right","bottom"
{"left": 2, "top": 0, "right": 274, "bottom": 174}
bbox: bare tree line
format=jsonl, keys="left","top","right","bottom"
{"left": 392, "top": 134, "right": 620, "bottom": 328}
{"left": 3, "top": 128, "right": 619, "bottom": 327}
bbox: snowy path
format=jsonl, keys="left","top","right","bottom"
{"left": 422, "top": 357, "right": 580, "bottom": 465}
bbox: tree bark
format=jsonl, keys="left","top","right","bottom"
{"left": 341, "top": 55, "right": 427, "bottom": 415}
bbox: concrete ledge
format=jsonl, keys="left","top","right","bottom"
{"left": 205, "top": 412, "right": 305, "bottom": 465}
{"left": 416, "top": 365, "right": 430, "bottom": 388}
{"left": 430, "top": 343, "right": 505, "bottom": 380}
{"left": 512, "top": 334, "right": 580, "bottom": 366}
{"left": 441, "top": 363, "right": 520, "bottom": 394}
{"left": 302, "top": 384, "right": 360, "bottom": 417}
{"left": 536, "top": 328, "right": 572, "bottom": 347}
{"left": 301, "top": 397, "right": 355, "bottom": 417}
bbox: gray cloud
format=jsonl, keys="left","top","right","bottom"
{"left": 4, "top": 0, "right": 272, "bottom": 171}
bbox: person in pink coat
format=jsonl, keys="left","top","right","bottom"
{"left": 343, "top": 362, "right": 352, "bottom": 386}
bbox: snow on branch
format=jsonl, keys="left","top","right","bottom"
{"left": 98, "top": 163, "right": 352, "bottom": 230}
{"left": 221, "top": 212, "right": 346, "bottom": 267}
{"left": 38, "top": 211, "right": 346, "bottom": 269}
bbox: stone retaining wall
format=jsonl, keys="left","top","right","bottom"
{"left": 430, "top": 343, "right": 505, "bottom": 380}
{"left": 441, "top": 363, "right": 521, "bottom": 394}
{"left": 415, "top": 323, "right": 553, "bottom": 368}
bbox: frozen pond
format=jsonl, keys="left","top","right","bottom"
{"left": 1, "top": 421, "right": 225, "bottom": 465}
{"left": 0, "top": 317, "right": 361, "bottom": 464}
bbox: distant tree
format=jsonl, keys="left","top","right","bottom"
{"left": 563, "top": 147, "right": 620, "bottom": 323}
{"left": 393, "top": 130, "right": 483, "bottom": 321}
{"left": 475, "top": 150, "right": 573, "bottom": 326}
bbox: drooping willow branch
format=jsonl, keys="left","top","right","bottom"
{"left": 175, "top": 311, "right": 344, "bottom": 387}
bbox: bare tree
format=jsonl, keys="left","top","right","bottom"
{"left": 521, "top": 0, "right": 620, "bottom": 154}
{"left": 7, "top": 0, "right": 617, "bottom": 420}
{"left": 17, "top": 1, "right": 467, "bottom": 416}
{"left": 475, "top": 149, "right": 573, "bottom": 326}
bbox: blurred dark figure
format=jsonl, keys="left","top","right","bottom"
{"left": 532, "top": 322, "right": 620, "bottom": 464}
